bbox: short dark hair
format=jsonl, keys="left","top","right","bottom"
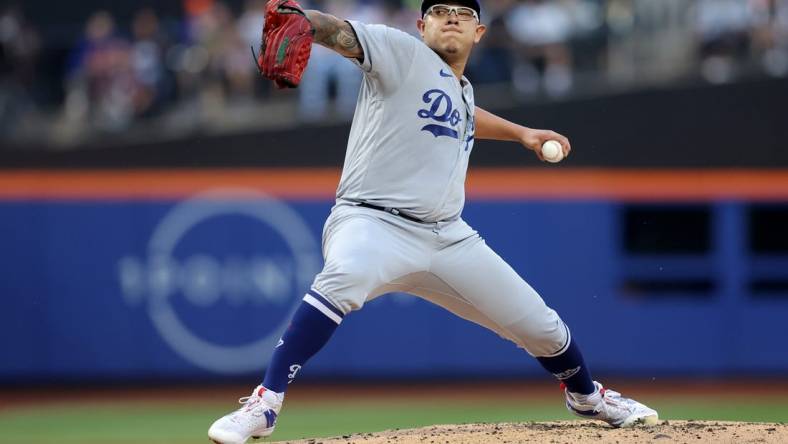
{"left": 421, "top": 0, "right": 481, "bottom": 20}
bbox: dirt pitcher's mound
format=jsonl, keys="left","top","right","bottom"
{"left": 274, "top": 420, "right": 788, "bottom": 444}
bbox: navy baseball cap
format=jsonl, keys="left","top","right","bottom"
{"left": 421, "top": 0, "right": 481, "bottom": 20}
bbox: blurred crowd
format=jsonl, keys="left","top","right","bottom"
{"left": 2, "top": 0, "right": 788, "bottom": 145}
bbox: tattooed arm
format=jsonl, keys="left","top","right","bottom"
{"left": 305, "top": 10, "right": 364, "bottom": 61}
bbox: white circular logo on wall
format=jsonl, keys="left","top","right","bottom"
{"left": 118, "top": 189, "right": 321, "bottom": 373}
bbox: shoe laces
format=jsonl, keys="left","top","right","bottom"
{"left": 594, "top": 387, "right": 634, "bottom": 416}
{"left": 236, "top": 394, "right": 267, "bottom": 417}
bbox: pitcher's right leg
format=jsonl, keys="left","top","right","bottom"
{"left": 208, "top": 287, "right": 343, "bottom": 444}
{"left": 209, "top": 211, "right": 428, "bottom": 443}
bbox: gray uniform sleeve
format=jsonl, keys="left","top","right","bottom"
{"left": 346, "top": 20, "right": 418, "bottom": 95}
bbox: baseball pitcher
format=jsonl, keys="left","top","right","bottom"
{"left": 209, "top": 1, "right": 658, "bottom": 442}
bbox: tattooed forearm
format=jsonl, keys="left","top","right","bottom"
{"left": 305, "top": 10, "right": 364, "bottom": 60}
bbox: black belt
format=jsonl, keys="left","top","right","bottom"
{"left": 357, "top": 202, "right": 424, "bottom": 223}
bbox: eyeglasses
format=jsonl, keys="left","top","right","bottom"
{"left": 425, "top": 4, "right": 479, "bottom": 22}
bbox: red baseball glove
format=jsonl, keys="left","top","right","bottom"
{"left": 256, "top": 0, "right": 315, "bottom": 88}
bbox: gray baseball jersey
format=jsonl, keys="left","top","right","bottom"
{"left": 309, "top": 21, "right": 568, "bottom": 359}
{"left": 336, "top": 21, "right": 476, "bottom": 223}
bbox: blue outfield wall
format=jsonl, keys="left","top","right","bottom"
{"left": 1, "top": 195, "right": 787, "bottom": 381}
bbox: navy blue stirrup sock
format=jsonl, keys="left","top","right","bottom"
{"left": 536, "top": 338, "right": 596, "bottom": 395}
{"left": 262, "top": 291, "right": 343, "bottom": 393}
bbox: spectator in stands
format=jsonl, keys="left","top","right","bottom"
{"left": 215, "top": 3, "right": 258, "bottom": 102}
{"left": 750, "top": 0, "right": 788, "bottom": 77}
{"left": 238, "top": 0, "right": 270, "bottom": 98}
{"left": 506, "top": 0, "right": 575, "bottom": 97}
{"left": 173, "top": 0, "right": 220, "bottom": 105}
{"left": 468, "top": 0, "right": 516, "bottom": 85}
{"left": 171, "top": 0, "right": 243, "bottom": 122}
{"left": 693, "top": 0, "right": 756, "bottom": 83}
{"left": 64, "top": 11, "right": 136, "bottom": 132}
{"left": 0, "top": 6, "right": 40, "bottom": 137}
{"left": 130, "top": 8, "right": 171, "bottom": 119}
{"left": 775, "top": 0, "right": 788, "bottom": 74}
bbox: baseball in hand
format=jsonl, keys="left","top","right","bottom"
{"left": 541, "top": 140, "right": 564, "bottom": 163}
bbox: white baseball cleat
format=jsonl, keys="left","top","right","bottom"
{"left": 563, "top": 381, "right": 659, "bottom": 428}
{"left": 208, "top": 385, "right": 283, "bottom": 444}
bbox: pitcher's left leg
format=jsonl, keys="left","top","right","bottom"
{"left": 430, "top": 234, "right": 591, "bottom": 389}
{"left": 430, "top": 232, "right": 658, "bottom": 427}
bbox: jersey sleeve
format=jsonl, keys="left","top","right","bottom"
{"left": 346, "top": 20, "right": 418, "bottom": 95}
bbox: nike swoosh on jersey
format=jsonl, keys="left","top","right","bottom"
{"left": 439, "top": 69, "right": 453, "bottom": 78}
